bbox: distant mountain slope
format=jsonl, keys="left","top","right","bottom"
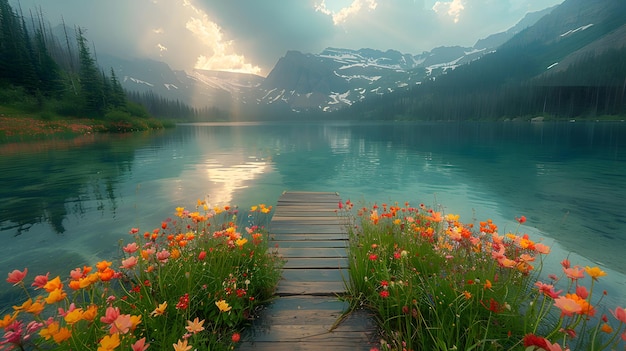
{"left": 340, "top": 0, "right": 626, "bottom": 121}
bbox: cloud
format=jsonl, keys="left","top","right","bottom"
{"left": 315, "top": 0, "right": 378, "bottom": 25}
{"left": 181, "top": 0, "right": 260, "bottom": 74}
{"left": 432, "top": 0, "right": 465, "bottom": 23}
{"left": 10, "top": 0, "right": 564, "bottom": 76}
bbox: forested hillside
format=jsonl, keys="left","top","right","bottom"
{"left": 0, "top": 0, "right": 172, "bottom": 129}
{"left": 338, "top": 0, "right": 626, "bottom": 121}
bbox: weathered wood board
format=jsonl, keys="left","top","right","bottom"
{"left": 237, "top": 192, "right": 378, "bottom": 351}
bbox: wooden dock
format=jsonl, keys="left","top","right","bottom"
{"left": 237, "top": 191, "right": 379, "bottom": 351}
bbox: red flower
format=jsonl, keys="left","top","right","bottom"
{"left": 379, "top": 290, "right": 390, "bottom": 298}
{"left": 516, "top": 216, "right": 526, "bottom": 224}
{"left": 232, "top": 333, "right": 241, "bottom": 343}
{"left": 176, "top": 293, "right": 190, "bottom": 310}
{"left": 523, "top": 334, "right": 548, "bottom": 349}
{"left": 198, "top": 251, "right": 207, "bottom": 261}
{"left": 368, "top": 254, "right": 378, "bottom": 261}
{"left": 6, "top": 268, "right": 28, "bottom": 285}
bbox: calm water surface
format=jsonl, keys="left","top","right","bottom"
{"left": 1, "top": 121, "right": 625, "bottom": 306}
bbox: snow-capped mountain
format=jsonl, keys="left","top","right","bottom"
{"left": 100, "top": 5, "right": 557, "bottom": 114}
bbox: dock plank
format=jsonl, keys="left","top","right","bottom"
{"left": 238, "top": 191, "right": 377, "bottom": 351}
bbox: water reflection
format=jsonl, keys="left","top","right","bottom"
{"left": 1, "top": 121, "right": 625, "bottom": 307}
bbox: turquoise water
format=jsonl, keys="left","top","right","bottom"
{"left": 1, "top": 121, "right": 625, "bottom": 306}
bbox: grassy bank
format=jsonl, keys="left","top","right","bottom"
{"left": 0, "top": 104, "right": 174, "bottom": 141}
{"left": 340, "top": 200, "right": 626, "bottom": 351}
{"left": 1, "top": 202, "right": 282, "bottom": 350}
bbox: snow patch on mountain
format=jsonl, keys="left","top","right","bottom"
{"left": 560, "top": 24, "right": 594, "bottom": 37}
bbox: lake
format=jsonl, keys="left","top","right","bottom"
{"left": 1, "top": 121, "right": 626, "bottom": 307}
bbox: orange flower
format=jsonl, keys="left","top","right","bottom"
{"left": 185, "top": 317, "right": 205, "bottom": 334}
{"left": 0, "top": 312, "right": 18, "bottom": 328}
{"left": 601, "top": 323, "right": 613, "bottom": 334}
{"left": 52, "top": 326, "right": 71, "bottom": 344}
{"left": 43, "top": 276, "right": 63, "bottom": 292}
{"left": 26, "top": 298, "right": 45, "bottom": 315}
{"left": 82, "top": 304, "right": 98, "bottom": 321}
{"left": 98, "top": 268, "right": 116, "bottom": 282}
{"left": 173, "top": 339, "right": 192, "bottom": 351}
{"left": 96, "top": 260, "right": 112, "bottom": 272}
{"left": 483, "top": 279, "right": 492, "bottom": 290}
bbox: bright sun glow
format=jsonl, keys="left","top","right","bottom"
{"left": 182, "top": 0, "right": 261, "bottom": 75}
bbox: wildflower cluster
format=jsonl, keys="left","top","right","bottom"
{"left": 340, "top": 200, "right": 625, "bottom": 351}
{"left": 1, "top": 201, "right": 282, "bottom": 350}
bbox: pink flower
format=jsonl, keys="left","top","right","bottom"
{"left": 121, "top": 256, "right": 138, "bottom": 269}
{"left": 6, "top": 268, "right": 27, "bottom": 285}
{"left": 535, "top": 281, "right": 562, "bottom": 299}
{"left": 110, "top": 314, "right": 133, "bottom": 334}
{"left": 554, "top": 296, "right": 582, "bottom": 317}
{"left": 563, "top": 266, "right": 584, "bottom": 281}
{"left": 561, "top": 259, "right": 571, "bottom": 269}
{"left": 123, "top": 242, "right": 139, "bottom": 254}
{"left": 131, "top": 337, "right": 150, "bottom": 351}
{"left": 611, "top": 307, "right": 626, "bottom": 323}
{"left": 156, "top": 250, "right": 170, "bottom": 262}
{"left": 100, "top": 306, "right": 120, "bottom": 324}
{"left": 31, "top": 273, "right": 49, "bottom": 289}
{"left": 576, "top": 285, "right": 589, "bottom": 299}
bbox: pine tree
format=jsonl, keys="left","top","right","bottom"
{"left": 76, "top": 26, "right": 104, "bottom": 116}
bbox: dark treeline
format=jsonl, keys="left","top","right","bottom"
{"left": 126, "top": 90, "right": 230, "bottom": 121}
{"left": 0, "top": 0, "right": 170, "bottom": 126}
{"left": 340, "top": 42, "right": 626, "bottom": 121}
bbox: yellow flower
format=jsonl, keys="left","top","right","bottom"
{"left": 0, "top": 312, "right": 18, "bottom": 328}
{"left": 215, "top": 299, "right": 232, "bottom": 312}
{"left": 130, "top": 314, "right": 142, "bottom": 331}
{"left": 52, "top": 327, "right": 71, "bottom": 344}
{"left": 45, "top": 288, "right": 67, "bottom": 304}
{"left": 235, "top": 238, "right": 248, "bottom": 247}
{"left": 64, "top": 308, "right": 84, "bottom": 324}
{"left": 584, "top": 266, "right": 607, "bottom": 280}
{"left": 185, "top": 317, "right": 205, "bottom": 334}
{"left": 98, "top": 333, "right": 120, "bottom": 351}
{"left": 150, "top": 301, "right": 168, "bottom": 317}
{"left": 173, "top": 338, "right": 193, "bottom": 351}
{"left": 82, "top": 304, "right": 98, "bottom": 321}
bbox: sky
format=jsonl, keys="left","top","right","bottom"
{"left": 12, "top": 0, "right": 563, "bottom": 77}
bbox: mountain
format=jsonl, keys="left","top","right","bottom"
{"left": 94, "top": 0, "right": 625, "bottom": 120}
{"left": 98, "top": 5, "right": 553, "bottom": 115}
{"left": 340, "top": 0, "right": 626, "bottom": 121}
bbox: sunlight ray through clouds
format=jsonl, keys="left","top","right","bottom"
{"left": 315, "top": 0, "right": 378, "bottom": 25}
{"left": 182, "top": 0, "right": 261, "bottom": 75}
{"left": 432, "top": 0, "right": 465, "bottom": 23}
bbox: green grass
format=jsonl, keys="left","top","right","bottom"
{"left": 1, "top": 202, "right": 282, "bottom": 350}
{"left": 338, "top": 200, "right": 626, "bottom": 351}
